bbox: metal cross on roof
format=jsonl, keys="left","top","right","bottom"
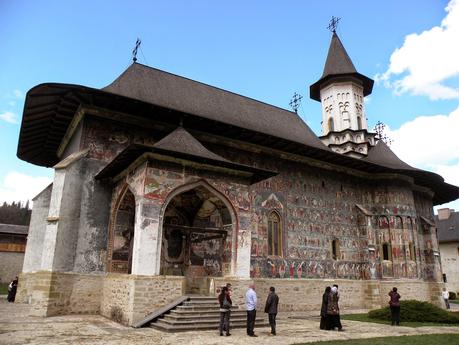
{"left": 132, "top": 38, "right": 142, "bottom": 62}
{"left": 289, "top": 92, "right": 303, "bottom": 114}
{"left": 374, "top": 121, "right": 393, "bottom": 146}
{"left": 327, "top": 16, "right": 341, "bottom": 33}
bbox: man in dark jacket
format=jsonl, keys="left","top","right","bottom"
{"left": 264, "top": 286, "right": 279, "bottom": 336}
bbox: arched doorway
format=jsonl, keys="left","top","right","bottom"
{"left": 109, "top": 188, "right": 135, "bottom": 274}
{"left": 160, "top": 183, "right": 235, "bottom": 294}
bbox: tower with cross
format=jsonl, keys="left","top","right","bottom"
{"left": 309, "top": 17, "right": 377, "bottom": 158}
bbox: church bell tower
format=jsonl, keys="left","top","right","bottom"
{"left": 310, "top": 23, "right": 376, "bottom": 158}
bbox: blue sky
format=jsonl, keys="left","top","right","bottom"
{"left": 1, "top": 0, "right": 458, "bottom": 212}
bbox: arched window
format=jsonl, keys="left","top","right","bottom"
{"left": 357, "top": 116, "right": 362, "bottom": 130}
{"left": 268, "top": 212, "right": 282, "bottom": 256}
{"left": 331, "top": 239, "right": 340, "bottom": 260}
{"left": 328, "top": 117, "right": 334, "bottom": 132}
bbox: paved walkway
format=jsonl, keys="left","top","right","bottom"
{"left": 1, "top": 299, "right": 458, "bottom": 345}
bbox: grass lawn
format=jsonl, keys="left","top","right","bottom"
{"left": 294, "top": 334, "right": 459, "bottom": 345}
{"left": 341, "top": 313, "right": 459, "bottom": 327}
{"left": 451, "top": 300, "right": 459, "bottom": 304}
{"left": 0, "top": 283, "right": 9, "bottom": 295}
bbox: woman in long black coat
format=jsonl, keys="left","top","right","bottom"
{"left": 320, "top": 286, "right": 331, "bottom": 329}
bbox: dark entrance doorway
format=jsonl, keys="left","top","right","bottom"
{"left": 161, "top": 185, "right": 233, "bottom": 294}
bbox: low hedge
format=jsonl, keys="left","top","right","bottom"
{"left": 368, "top": 300, "right": 459, "bottom": 324}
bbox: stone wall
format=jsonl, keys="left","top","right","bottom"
{"left": 212, "top": 277, "right": 445, "bottom": 311}
{"left": 0, "top": 252, "right": 24, "bottom": 285}
{"left": 17, "top": 271, "right": 185, "bottom": 326}
{"left": 439, "top": 242, "right": 459, "bottom": 294}
{"left": 16, "top": 271, "right": 103, "bottom": 316}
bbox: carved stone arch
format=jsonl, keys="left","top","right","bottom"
{"left": 107, "top": 182, "right": 137, "bottom": 273}
{"left": 156, "top": 179, "right": 238, "bottom": 277}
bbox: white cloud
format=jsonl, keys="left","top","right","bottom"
{"left": 387, "top": 107, "right": 459, "bottom": 211}
{"left": 0, "top": 111, "right": 19, "bottom": 124}
{"left": 13, "top": 89, "right": 24, "bottom": 99}
{"left": 0, "top": 172, "right": 52, "bottom": 205}
{"left": 377, "top": 0, "right": 459, "bottom": 100}
{"left": 387, "top": 107, "right": 459, "bottom": 167}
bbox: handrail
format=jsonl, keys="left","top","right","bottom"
{"left": 132, "top": 295, "right": 190, "bottom": 328}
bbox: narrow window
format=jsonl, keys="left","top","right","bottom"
{"left": 328, "top": 117, "right": 334, "bottom": 132}
{"left": 357, "top": 116, "right": 362, "bottom": 130}
{"left": 409, "top": 242, "right": 415, "bottom": 260}
{"left": 332, "top": 239, "right": 340, "bottom": 260}
{"left": 268, "top": 212, "right": 282, "bottom": 256}
{"left": 382, "top": 243, "right": 391, "bottom": 261}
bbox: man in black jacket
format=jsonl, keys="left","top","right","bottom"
{"left": 264, "top": 286, "right": 279, "bottom": 336}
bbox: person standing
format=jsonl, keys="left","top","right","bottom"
{"left": 218, "top": 286, "right": 232, "bottom": 336}
{"left": 320, "top": 286, "right": 331, "bottom": 330}
{"left": 326, "top": 285, "right": 342, "bottom": 331}
{"left": 388, "top": 287, "right": 401, "bottom": 326}
{"left": 246, "top": 282, "right": 258, "bottom": 337}
{"left": 264, "top": 286, "right": 279, "bottom": 336}
{"left": 332, "top": 285, "right": 344, "bottom": 331}
{"left": 7, "top": 276, "right": 18, "bottom": 303}
{"left": 442, "top": 288, "right": 450, "bottom": 309}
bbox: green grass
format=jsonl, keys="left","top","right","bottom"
{"left": 0, "top": 283, "right": 9, "bottom": 295}
{"left": 294, "top": 334, "right": 459, "bottom": 345}
{"left": 450, "top": 299, "right": 459, "bottom": 304}
{"left": 341, "top": 313, "right": 459, "bottom": 327}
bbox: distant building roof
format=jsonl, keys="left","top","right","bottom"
{"left": 435, "top": 210, "right": 459, "bottom": 243}
{"left": 0, "top": 224, "right": 28, "bottom": 235}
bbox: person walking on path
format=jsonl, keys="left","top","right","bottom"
{"left": 246, "top": 282, "right": 258, "bottom": 337}
{"left": 442, "top": 288, "right": 450, "bottom": 309}
{"left": 264, "top": 286, "right": 279, "bottom": 336}
{"left": 389, "top": 287, "right": 401, "bottom": 326}
{"left": 320, "top": 286, "right": 331, "bottom": 330}
{"left": 326, "top": 285, "right": 344, "bottom": 331}
{"left": 7, "top": 276, "right": 18, "bottom": 303}
{"left": 218, "top": 286, "right": 232, "bottom": 336}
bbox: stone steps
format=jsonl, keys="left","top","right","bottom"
{"left": 150, "top": 295, "right": 269, "bottom": 332}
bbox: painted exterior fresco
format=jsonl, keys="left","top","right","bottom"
{"left": 77, "top": 115, "right": 442, "bottom": 286}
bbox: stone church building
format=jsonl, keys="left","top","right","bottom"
{"left": 16, "top": 32, "right": 459, "bottom": 325}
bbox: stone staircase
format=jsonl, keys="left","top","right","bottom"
{"left": 150, "top": 296, "right": 268, "bottom": 332}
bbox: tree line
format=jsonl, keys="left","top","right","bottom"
{"left": 0, "top": 201, "right": 31, "bottom": 226}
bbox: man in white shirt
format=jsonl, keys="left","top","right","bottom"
{"left": 442, "top": 288, "right": 450, "bottom": 309}
{"left": 246, "top": 282, "right": 258, "bottom": 337}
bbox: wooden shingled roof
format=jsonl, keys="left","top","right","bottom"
{"left": 310, "top": 32, "right": 374, "bottom": 101}
{"left": 95, "top": 127, "right": 277, "bottom": 183}
{"left": 16, "top": 63, "right": 459, "bottom": 205}
{"left": 102, "top": 63, "right": 328, "bottom": 151}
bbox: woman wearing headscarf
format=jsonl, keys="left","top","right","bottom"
{"left": 320, "top": 286, "right": 331, "bottom": 329}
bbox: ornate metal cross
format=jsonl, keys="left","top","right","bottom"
{"left": 374, "top": 121, "right": 394, "bottom": 146}
{"left": 289, "top": 92, "right": 303, "bottom": 114}
{"left": 327, "top": 16, "right": 341, "bottom": 33}
{"left": 132, "top": 38, "right": 142, "bottom": 62}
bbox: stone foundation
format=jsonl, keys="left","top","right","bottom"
{"left": 212, "top": 278, "right": 445, "bottom": 312}
{"left": 16, "top": 272, "right": 444, "bottom": 326}
{"left": 17, "top": 271, "right": 185, "bottom": 326}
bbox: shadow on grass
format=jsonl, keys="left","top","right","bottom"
{"left": 293, "top": 334, "right": 459, "bottom": 345}
{"left": 341, "top": 313, "right": 459, "bottom": 328}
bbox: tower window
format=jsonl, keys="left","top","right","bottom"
{"left": 357, "top": 116, "right": 362, "bottom": 130}
{"left": 268, "top": 211, "right": 282, "bottom": 256}
{"left": 328, "top": 117, "right": 334, "bottom": 132}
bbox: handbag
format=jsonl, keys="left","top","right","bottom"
{"left": 223, "top": 296, "right": 232, "bottom": 309}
